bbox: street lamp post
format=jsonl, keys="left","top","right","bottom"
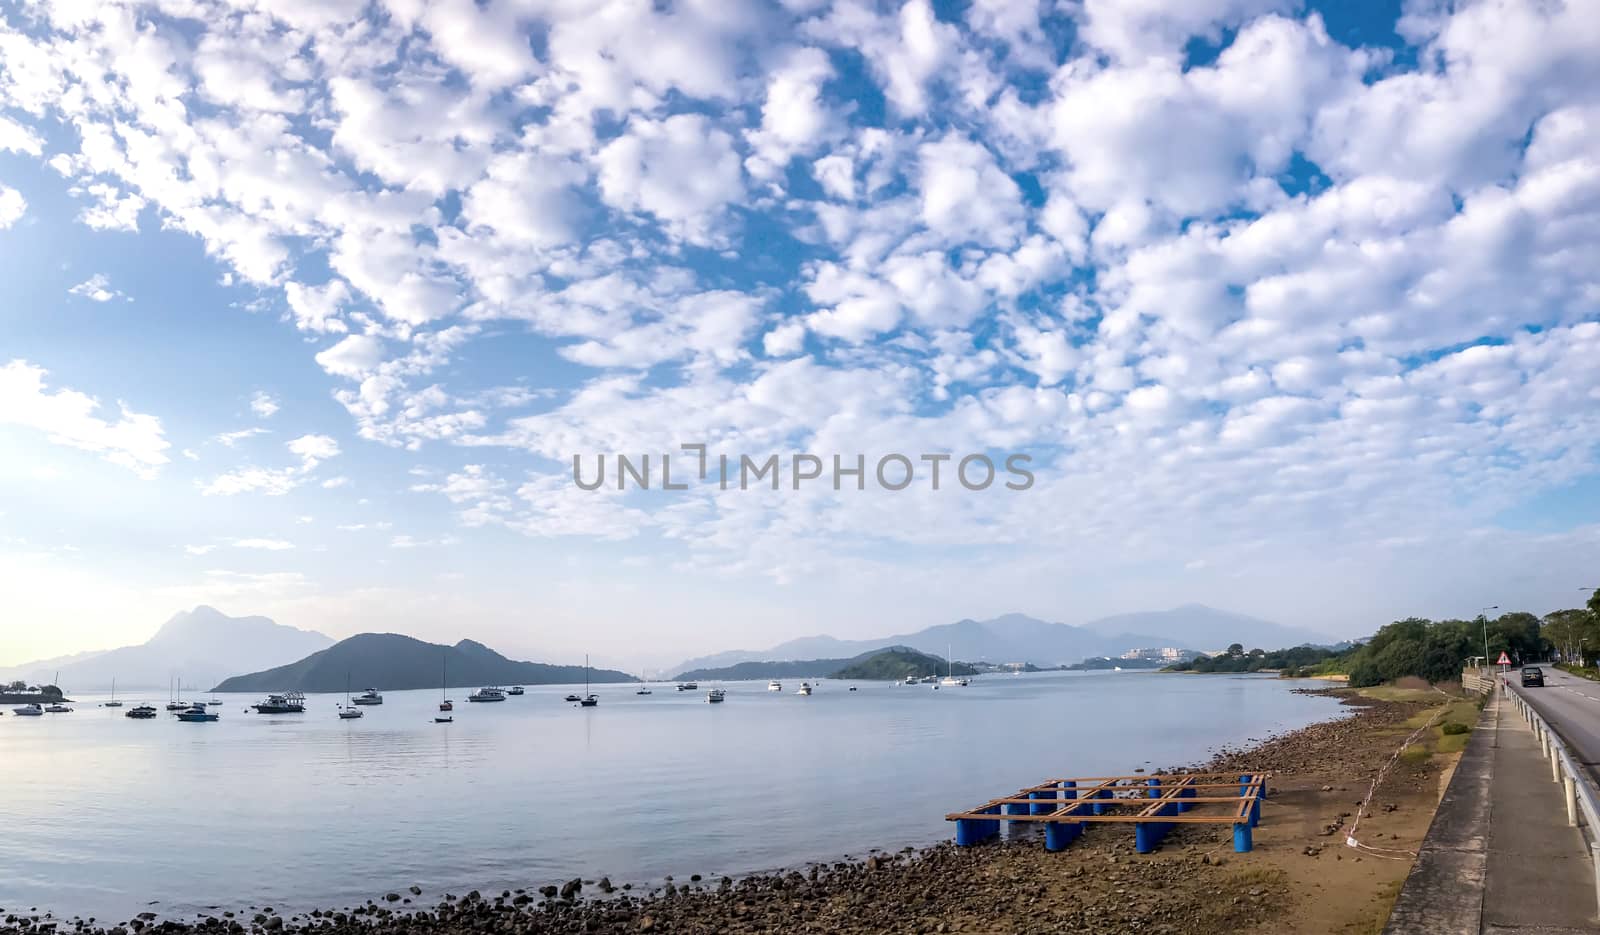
{"left": 1481, "top": 605, "right": 1499, "bottom": 672}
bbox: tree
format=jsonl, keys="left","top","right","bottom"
{"left": 1226, "top": 643, "right": 1244, "bottom": 657}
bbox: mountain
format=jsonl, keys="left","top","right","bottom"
{"left": 0, "top": 606, "right": 333, "bottom": 691}
{"left": 668, "top": 605, "right": 1327, "bottom": 674}
{"left": 212, "top": 633, "right": 638, "bottom": 693}
{"left": 832, "top": 648, "right": 978, "bottom": 680}
{"left": 675, "top": 656, "right": 862, "bottom": 681}
{"left": 1079, "top": 604, "right": 1334, "bottom": 652}
{"left": 670, "top": 613, "right": 1170, "bottom": 674}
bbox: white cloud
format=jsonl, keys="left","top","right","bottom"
{"left": 0, "top": 360, "right": 169, "bottom": 478}
{"left": 597, "top": 114, "right": 745, "bottom": 246}
{"left": 215, "top": 427, "right": 268, "bottom": 447}
{"left": 232, "top": 538, "right": 295, "bottom": 551}
{"left": 249, "top": 392, "right": 280, "bottom": 419}
{"left": 315, "top": 335, "right": 386, "bottom": 379}
{"left": 68, "top": 274, "right": 126, "bottom": 303}
{"left": 201, "top": 434, "right": 341, "bottom": 496}
{"left": 0, "top": 184, "right": 24, "bottom": 228}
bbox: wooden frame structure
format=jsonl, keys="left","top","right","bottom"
{"left": 946, "top": 772, "right": 1269, "bottom": 853}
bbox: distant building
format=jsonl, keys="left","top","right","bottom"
{"left": 1120, "top": 647, "right": 1195, "bottom": 662}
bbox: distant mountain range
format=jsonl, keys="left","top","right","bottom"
{"left": 212, "top": 633, "right": 638, "bottom": 693}
{"left": 0, "top": 606, "right": 334, "bottom": 691}
{"left": 669, "top": 605, "right": 1333, "bottom": 675}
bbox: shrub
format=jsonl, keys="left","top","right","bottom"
{"left": 1440, "top": 722, "right": 1470, "bottom": 735}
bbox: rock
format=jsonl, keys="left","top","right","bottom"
{"left": 637, "top": 916, "right": 655, "bottom": 932}
{"left": 407, "top": 886, "right": 421, "bottom": 897}
{"left": 561, "top": 879, "right": 583, "bottom": 900}
{"left": 383, "top": 895, "right": 399, "bottom": 903}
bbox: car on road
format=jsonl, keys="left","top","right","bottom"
{"left": 1521, "top": 666, "right": 1545, "bottom": 687}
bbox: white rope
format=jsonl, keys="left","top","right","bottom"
{"left": 1343, "top": 687, "right": 1453, "bottom": 859}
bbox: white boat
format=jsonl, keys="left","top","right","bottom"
{"left": 768, "top": 680, "right": 782, "bottom": 692}
{"left": 44, "top": 703, "right": 72, "bottom": 713}
{"left": 507, "top": 686, "right": 525, "bottom": 696}
{"left": 706, "top": 688, "right": 726, "bottom": 703}
{"left": 105, "top": 678, "right": 123, "bottom": 708}
{"left": 902, "top": 675, "right": 918, "bottom": 686}
{"left": 12, "top": 704, "right": 43, "bottom": 716}
{"left": 352, "top": 688, "right": 383, "bottom": 705}
{"left": 940, "top": 644, "right": 965, "bottom": 686}
{"left": 796, "top": 682, "right": 812, "bottom": 696}
{"left": 468, "top": 687, "right": 507, "bottom": 703}
{"left": 339, "top": 675, "right": 365, "bottom": 718}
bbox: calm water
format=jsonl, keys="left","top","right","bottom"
{"left": 0, "top": 672, "right": 1341, "bottom": 920}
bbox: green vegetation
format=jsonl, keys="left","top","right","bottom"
{"left": 832, "top": 648, "right": 977, "bottom": 680}
{"left": 1164, "top": 642, "right": 1339, "bottom": 674}
{"left": 1555, "top": 663, "right": 1600, "bottom": 682}
{"left": 1440, "top": 722, "right": 1470, "bottom": 735}
{"left": 1164, "top": 589, "right": 1600, "bottom": 690}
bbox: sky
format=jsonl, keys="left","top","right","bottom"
{"left": 1, "top": 0, "right": 1598, "bottom": 670}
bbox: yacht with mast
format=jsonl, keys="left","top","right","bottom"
{"left": 578, "top": 654, "right": 598, "bottom": 706}
{"left": 439, "top": 653, "right": 453, "bottom": 712}
{"left": 105, "top": 678, "right": 123, "bottom": 708}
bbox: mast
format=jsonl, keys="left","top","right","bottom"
{"left": 585, "top": 654, "right": 591, "bottom": 697}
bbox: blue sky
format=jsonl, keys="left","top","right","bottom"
{"left": 1, "top": 0, "right": 1598, "bottom": 669}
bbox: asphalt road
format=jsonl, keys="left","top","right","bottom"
{"left": 1509, "top": 664, "right": 1600, "bottom": 783}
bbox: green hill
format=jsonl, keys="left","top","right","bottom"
{"left": 831, "top": 647, "right": 978, "bottom": 680}
{"left": 212, "top": 633, "right": 636, "bottom": 692}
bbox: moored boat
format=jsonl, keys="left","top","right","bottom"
{"left": 105, "top": 678, "right": 123, "bottom": 708}
{"left": 768, "top": 680, "right": 782, "bottom": 692}
{"left": 13, "top": 704, "right": 43, "bottom": 716}
{"left": 706, "top": 688, "right": 726, "bottom": 703}
{"left": 352, "top": 688, "right": 383, "bottom": 705}
{"left": 468, "top": 687, "right": 507, "bottom": 703}
{"left": 796, "top": 682, "right": 812, "bottom": 696}
{"left": 576, "top": 655, "right": 598, "bottom": 707}
{"left": 507, "top": 686, "right": 525, "bottom": 696}
{"left": 174, "top": 704, "right": 219, "bottom": 722}
{"left": 252, "top": 692, "right": 307, "bottom": 714}
{"left": 125, "top": 705, "right": 158, "bottom": 719}
{"left": 44, "top": 703, "right": 73, "bottom": 713}
{"left": 676, "top": 682, "right": 699, "bottom": 691}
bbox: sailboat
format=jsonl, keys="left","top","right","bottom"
{"left": 579, "top": 654, "right": 598, "bottom": 706}
{"left": 940, "top": 645, "right": 967, "bottom": 687}
{"left": 338, "top": 673, "right": 363, "bottom": 719}
{"left": 165, "top": 674, "right": 188, "bottom": 711}
{"left": 105, "top": 677, "right": 123, "bottom": 708}
{"left": 439, "top": 652, "right": 453, "bottom": 712}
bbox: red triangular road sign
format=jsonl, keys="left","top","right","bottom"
{"left": 1497, "top": 651, "right": 1511, "bottom": 665}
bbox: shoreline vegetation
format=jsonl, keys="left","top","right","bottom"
{"left": 0, "top": 684, "right": 1470, "bottom": 935}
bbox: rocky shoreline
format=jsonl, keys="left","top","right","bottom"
{"left": 1, "top": 687, "right": 1446, "bottom": 935}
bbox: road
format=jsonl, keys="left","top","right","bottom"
{"left": 1509, "top": 664, "right": 1600, "bottom": 786}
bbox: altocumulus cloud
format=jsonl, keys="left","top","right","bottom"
{"left": 0, "top": 0, "right": 1598, "bottom": 610}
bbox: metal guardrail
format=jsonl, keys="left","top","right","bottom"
{"left": 1503, "top": 677, "right": 1600, "bottom": 914}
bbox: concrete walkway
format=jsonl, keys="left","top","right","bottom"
{"left": 1385, "top": 689, "right": 1598, "bottom": 934}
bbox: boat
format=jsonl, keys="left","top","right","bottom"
{"left": 941, "top": 645, "right": 965, "bottom": 687}
{"left": 468, "top": 687, "right": 506, "bottom": 703}
{"left": 338, "top": 675, "right": 364, "bottom": 719}
{"left": 636, "top": 686, "right": 653, "bottom": 695}
{"left": 174, "top": 704, "right": 219, "bottom": 722}
{"left": 105, "top": 678, "right": 123, "bottom": 708}
{"left": 126, "top": 705, "right": 158, "bottom": 719}
{"left": 902, "top": 675, "right": 918, "bottom": 686}
{"left": 577, "top": 655, "right": 598, "bottom": 707}
{"left": 166, "top": 674, "right": 187, "bottom": 710}
{"left": 796, "top": 682, "right": 812, "bottom": 696}
{"left": 676, "top": 682, "right": 699, "bottom": 691}
{"left": 439, "top": 653, "right": 453, "bottom": 712}
{"left": 706, "top": 688, "right": 725, "bottom": 703}
{"left": 768, "top": 680, "right": 782, "bottom": 692}
{"left": 251, "top": 692, "right": 306, "bottom": 714}
{"left": 563, "top": 693, "right": 581, "bottom": 702}
{"left": 919, "top": 675, "right": 938, "bottom": 684}
{"left": 849, "top": 686, "right": 858, "bottom": 691}
{"left": 12, "top": 704, "right": 43, "bottom": 716}
{"left": 45, "top": 703, "right": 72, "bottom": 713}
{"left": 435, "top": 716, "right": 453, "bottom": 723}
{"left": 352, "top": 688, "right": 383, "bottom": 705}
{"left": 206, "top": 700, "right": 223, "bottom": 706}
{"left": 507, "top": 686, "right": 525, "bottom": 696}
